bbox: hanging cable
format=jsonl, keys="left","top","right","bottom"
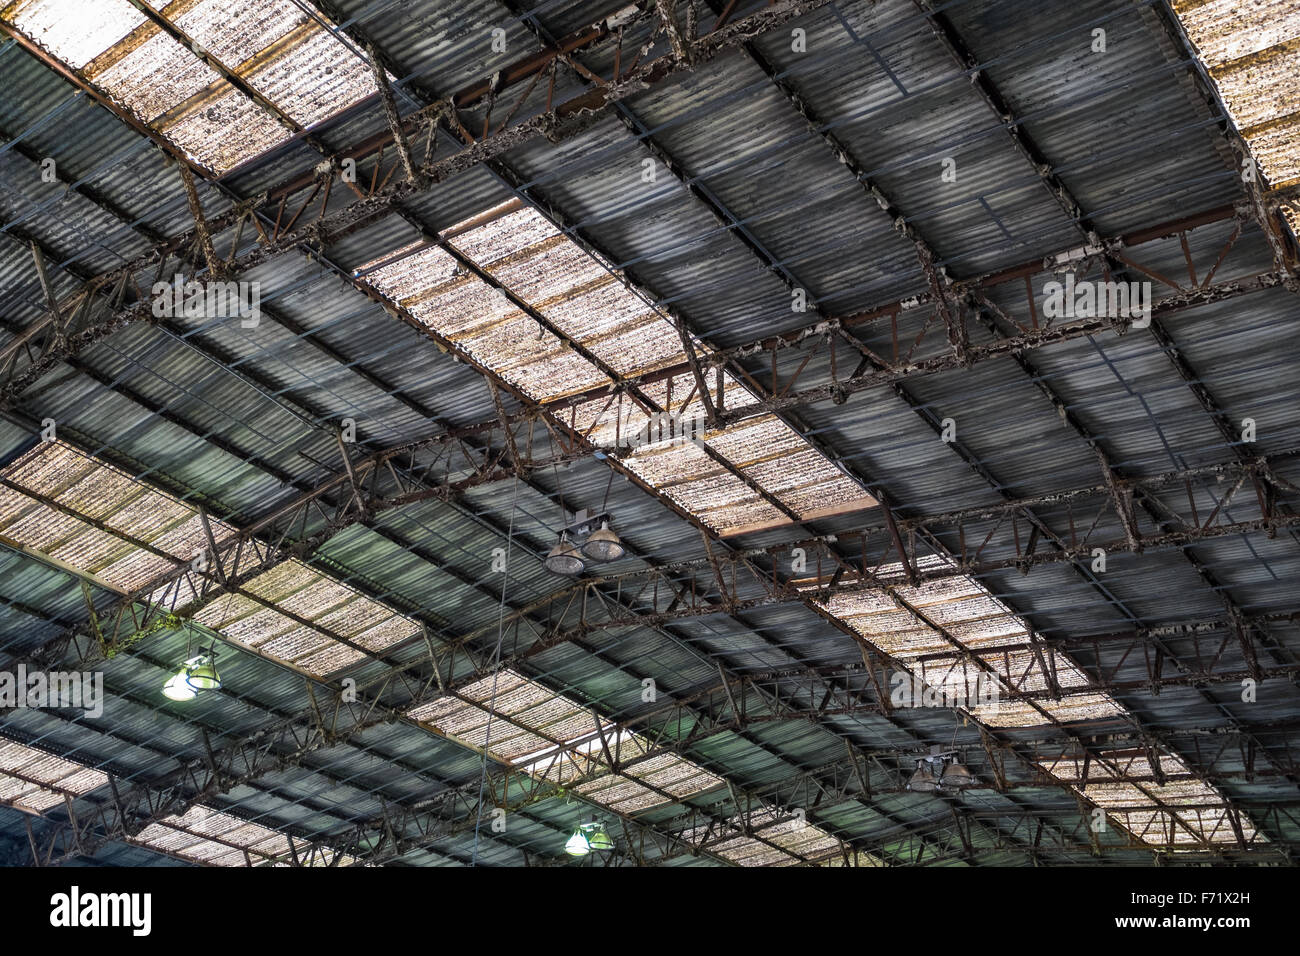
{"left": 471, "top": 473, "right": 520, "bottom": 866}
{"left": 551, "top": 459, "right": 567, "bottom": 529}
{"left": 599, "top": 467, "right": 615, "bottom": 514}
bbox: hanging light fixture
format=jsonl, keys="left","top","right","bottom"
{"left": 184, "top": 652, "right": 222, "bottom": 691}
{"left": 162, "top": 671, "right": 197, "bottom": 702}
{"left": 544, "top": 532, "right": 585, "bottom": 575}
{"left": 580, "top": 519, "right": 625, "bottom": 563}
{"left": 161, "top": 651, "right": 221, "bottom": 701}
{"left": 940, "top": 757, "right": 975, "bottom": 789}
{"left": 907, "top": 759, "right": 939, "bottom": 793}
{"left": 585, "top": 824, "right": 614, "bottom": 852}
{"left": 564, "top": 826, "right": 592, "bottom": 857}
{"left": 564, "top": 821, "right": 613, "bottom": 856}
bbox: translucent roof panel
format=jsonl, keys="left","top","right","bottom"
{"left": 1173, "top": 0, "right": 1300, "bottom": 232}
{"left": 682, "top": 806, "right": 883, "bottom": 867}
{"left": 361, "top": 206, "right": 876, "bottom": 534}
{"left": 0, "top": 439, "right": 235, "bottom": 592}
{"left": 409, "top": 668, "right": 600, "bottom": 762}
{"left": 132, "top": 803, "right": 354, "bottom": 866}
{"left": 3, "top": 0, "right": 146, "bottom": 69}
{"left": 409, "top": 669, "right": 723, "bottom": 814}
{"left": 2, "top": 0, "right": 379, "bottom": 172}
{"left": 0, "top": 440, "right": 415, "bottom": 679}
{"left": 534, "top": 729, "right": 724, "bottom": 814}
{"left": 813, "top": 555, "right": 1126, "bottom": 728}
{"left": 0, "top": 736, "right": 348, "bottom": 865}
{"left": 190, "top": 557, "right": 419, "bottom": 677}
{"left": 413, "top": 668, "right": 863, "bottom": 865}
{"left": 0, "top": 739, "right": 108, "bottom": 814}
{"left": 806, "top": 554, "right": 1258, "bottom": 845}
{"left": 1041, "top": 750, "right": 1263, "bottom": 847}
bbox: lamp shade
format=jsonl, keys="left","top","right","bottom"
{"left": 908, "top": 761, "right": 939, "bottom": 793}
{"left": 940, "top": 760, "right": 975, "bottom": 789}
{"left": 184, "top": 656, "right": 222, "bottom": 691}
{"left": 586, "top": 826, "right": 614, "bottom": 852}
{"left": 564, "top": 828, "right": 592, "bottom": 856}
{"left": 544, "top": 534, "right": 585, "bottom": 575}
{"left": 162, "top": 671, "right": 197, "bottom": 702}
{"left": 580, "top": 521, "right": 625, "bottom": 563}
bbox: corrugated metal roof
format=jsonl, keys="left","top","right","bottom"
{"left": 1, "top": 0, "right": 1296, "bottom": 868}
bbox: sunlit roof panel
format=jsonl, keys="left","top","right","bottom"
{"left": 410, "top": 671, "right": 724, "bottom": 816}
{"left": 0, "top": 441, "right": 401, "bottom": 679}
{"left": 362, "top": 206, "right": 875, "bottom": 531}
{"left": 1174, "top": 0, "right": 1300, "bottom": 195}
{"left": 813, "top": 555, "right": 1126, "bottom": 727}
{"left": 1041, "top": 751, "right": 1261, "bottom": 846}
{"left": 2, "top": 0, "right": 379, "bottom": 172}
{"left": 158, "top": 86, "right": 291, "bottom": 171}
{"left": 89, "top": 27, "right": 223, "bottom": 121}
{"left": 170, "top": 0, "right": 306, "bottom": 68}
{"left": 193, "top": 558, "right": 416, "bottom": 675}
{"left": 0, "top": 739, "right": 108, "bottom": 814}
{"left": 1173, "top": 0, "right": 1300, "bottom": 66}
{"left": 3, "top": 0, "right": 145, "bottom": 68}
{"left": 132, "top": 803, "right": 355, "bottom": 866}
{"left": 682, "top": 807, "right": 869, "bottom": 867}
{"left": 242, "top": 21, "right": 376, "bottom": 128}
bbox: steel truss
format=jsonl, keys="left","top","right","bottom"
{"left": 3, "top": 0, "right": 1299, "bottom": 866}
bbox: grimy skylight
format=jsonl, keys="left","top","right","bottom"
{"left": 1, "top": 736, "right": 351, "bottom": 865}
{"left": 362, "top": 202, "right": 877, "bottom": 536}
{"left": 808, "top": 554, "right": 1258, "bottom": 848}
{"left": 1173, "top": 0, "right": 1300, "bottom": 233}
{"left": 409, "top": 667, "right": 880, "bottom": 865}
{"left": 0, "top": 440, "right": 419, "bottom": 678}
{"left": 1, "top": 0, "right": 379, "bottom": 172}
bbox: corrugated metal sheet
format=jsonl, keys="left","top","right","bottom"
{"left": 0, "top": 737, "right": 108, "bottom": 812}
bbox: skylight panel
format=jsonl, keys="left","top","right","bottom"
{"left": 0, "top": 441, "right": 416, "bottom": 678}
{"left": 408, "top": 669, "right": 724, "bottom": 813}
{"left": 363, "top": 242, "right": 613, "bottom": 402}
{"left": 188, "top": 558, "right": 418, "bottom": 676}
{"left": 0, "top": 439, "right": 234, "bottom": 592}
{"left": 2, "top": 0, "right": 145, "bottom": 69}
{"left": 409, "top": 669, "right": 597, "bottom": 762}
{"left": 89, "top": 22, "right": 226, "bottom": 121}
{"left": 810, "top": 554, "right": 1126, "bottom": 727}
{"left": 575, "top": 752, "right": 723, "bottom": 814}
{"left": 2, "top": 0, "right": 380, "bottom": 172}
{"left": 536, "top": 729, "right": 725, "bottom": 813}
{"left": 1041, "top": 750, "right": 1261, "bottom": 847}
{"left": 1173, "top": 0, "right": 1300, "bottom": 231}
{"left": 0, "top": 739, "right": 345, "bottom": 865}
{"left": 0, "top": 739, "right": 108, "bottom": 814}
{"left": 360, "top": 206, "right": 876, "bottom": 534}
{"left": 129, "top": 803, "right": 354, "bottom": 866}
{"left": 681, "top": 806, "right": 874, "bottom": 867}
{"left": 409, "top": 670, "right": 854, "bottom": 863}
{"left": 239, "top": 18, "right": 376, "bottom": 129}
